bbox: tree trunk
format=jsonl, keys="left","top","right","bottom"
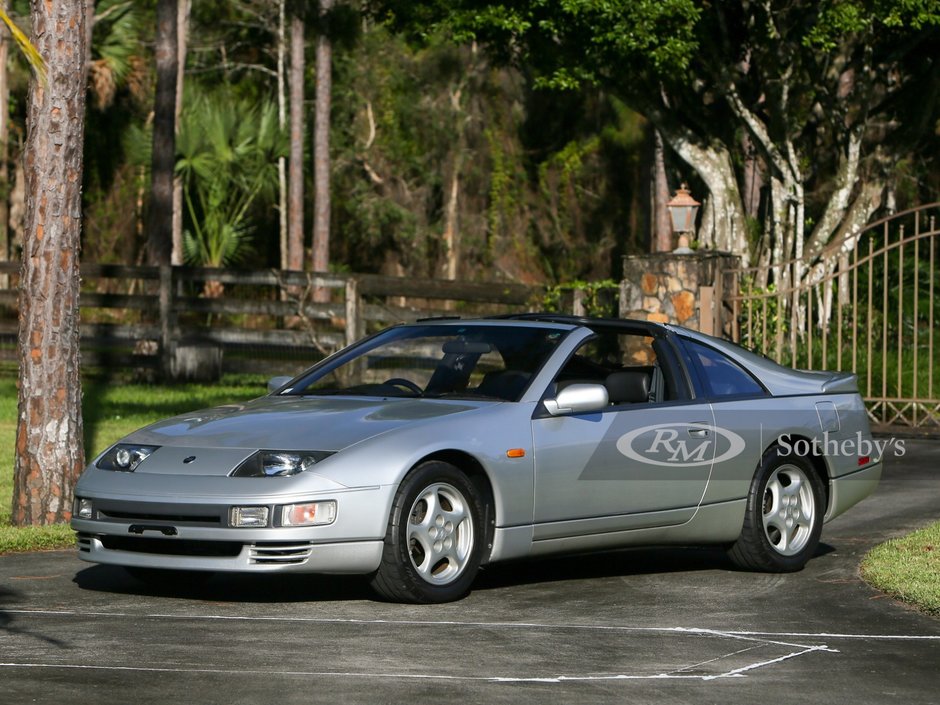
{"left": 0, "top": 16, "right": 9, "bottom": 289}
{"left": 13, "top": 0, "right": 88, "bottom": 525}
{"left": 277, "top": 0, "right": 288, "bottom": 271}
{"left": 287, "top": 9, "right": 304, "bottom": 272}
{"left": 741, "top": 133, "right": 764, "bottom": 219}
{"left": 665, "top": 131, "right": 749, "bottom": 263}
{"left": 644, "top": 99, "right": 749, "bottom": 263}
{"left": 311, "top": 0, "right": 333, "bottom": 301}
{"left": 146, "top": 0, "right": 178, "bottom": 266}
{"left": 171, "top": 0, "right": 191, "bottom": 266}
{"left": 442, "top": 161, "right": 460, "bottom": 280}
{"left": 651, "top": 129, "right": 672, "bottom": 252}
{"left": 442, "top": 76, "right": 470, "bottom": 281}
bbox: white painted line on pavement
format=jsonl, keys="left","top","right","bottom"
{"left": 7, "top": 608, "right": 937, "bottom": 642}
{"left": 1, "top": 609, "right": 846, "bottom": 683}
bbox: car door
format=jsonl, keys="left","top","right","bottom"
{"left": 531, "top": 328, "right": 716, "bottom": 540}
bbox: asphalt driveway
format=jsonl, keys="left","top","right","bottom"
{"left": 1, "top": 441, "right": 938, "bottom": 704}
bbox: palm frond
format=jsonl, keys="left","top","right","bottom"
{"left": 0, "top": 8, "right": 46, "bottom": 84}
{"left": 177, "top": 87, "right": 284, "bottom": 268}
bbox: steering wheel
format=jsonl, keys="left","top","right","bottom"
{"left": 382, "top": 378, "right": 423, "bottom": 396}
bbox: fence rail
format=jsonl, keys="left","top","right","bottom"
{"left": 0, "top": 261, "right": 544, "bottom": 378}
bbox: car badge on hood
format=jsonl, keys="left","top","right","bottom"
{"left": 183, "top": 456, "right": 197, "bottom": 464}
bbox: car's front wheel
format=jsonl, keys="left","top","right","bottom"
{"left": 728, "top": 449, "right": 825, "bottom": 572}
{"left": 371, "top": 461, "right": 484, "bottom": 603}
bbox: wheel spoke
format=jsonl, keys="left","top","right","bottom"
{"left": 763, "top": 513, "right": 787, "bottom": 549}
{"left": 764, "top": 477, "right": 782, "bottom": 517}
{"left": 408, "top": 531, "right": 435, "bottom": 576}
{"left": 782, "top": 473, "right": 802, "bottom": 497}
{"left": 779, "top": 521, "right": 794, "bottom": 552}
{"left": 798, "top": 500, "right": 813, "bottom": 523}
{"left": 411, "top": 490, "right": 439, "bottom": 531}
{"left": 441, "top": 503, "right": 468, "bottom": 528}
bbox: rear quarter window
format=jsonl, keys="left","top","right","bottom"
{"left": 684, "top": 339, "right": 766, "bottom": 398}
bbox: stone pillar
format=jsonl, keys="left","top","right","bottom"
{"left": 620, "top": 251, "right": 739, "bottom": 333}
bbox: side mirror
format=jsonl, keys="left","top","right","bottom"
{"left": 543, "top": 383, "right": 608, "bottom": 416}
{"left": 267, "top": 376, "right": 294, "bottom": 394}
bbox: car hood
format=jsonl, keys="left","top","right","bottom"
{"left": 124, "top": 395, "right": 487, "bottom": 452}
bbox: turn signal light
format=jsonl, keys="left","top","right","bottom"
{"left": 281, "top": 501, "right": 337, "bottom": 527}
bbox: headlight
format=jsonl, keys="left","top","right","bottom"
{"left": 96, "top": 444, "right": 159, "bottom": 471}
{"left": 74, "top": 498, "right": 93, "bottom": 519}
{"left": 231, "top": 450, "right": 334, "bottom": 477}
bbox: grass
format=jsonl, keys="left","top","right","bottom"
{"left": 0, "top": 371, "right": 266, "bottom": 554}
{"left": 861, "top": 521, "right": 940, "bottom": 617}
{"left": 0, "top": 523, "right": 76, "bottom": 554}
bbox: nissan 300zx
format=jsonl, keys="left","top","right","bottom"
{"left": 71, "top": 315, "right": 882, "bottom": 603}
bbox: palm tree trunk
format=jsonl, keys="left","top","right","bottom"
{"left": 13, "top": 0, "right": 87, "bottom": 525}
{"left": 311, "top": 0, "right": 333, "bottom": 301}
{"left": 0, "top": 15, "right": 9, "bottom": 289}
{"left": 147, "top": 0, "right": 178, "bottom": 266}
{"left": 171, "top": 0, "right": 191, "bottom": 265}
{"left": 287, "top": 9, "right": 304, "bottom": 272}
{"left": 277, "top": 0, "right": 288, "bottom": 271}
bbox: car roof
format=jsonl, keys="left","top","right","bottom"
{"left": 494, "top": 312, "right": 669, "bottom": 335}
{"left": 405, "top": 313, "right": 672, "bottom": 337}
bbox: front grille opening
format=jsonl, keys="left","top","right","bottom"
{"left": 249, "top": 541, "right": 314, "bottom": 565}
{"left": 98, "top": 509, "right": 223, "bottom": 525}
{"left": 100, "top": 536, "right": 242, "bottom": 557}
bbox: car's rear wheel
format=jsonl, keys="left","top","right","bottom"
{"left": 371, "top": 461, "right": 484, "bottom": 603}
{"left": 728, "top": 449, "right": 825, "bottom": 572}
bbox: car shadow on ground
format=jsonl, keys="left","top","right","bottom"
{"left": 473, "top": 541, "right": 835, "bottom": 592}
{"left": 71, "top": 542, "right": 836, "bottom": 604}
{"left": 73, "top": 564, "right": 375, "bottom": 603}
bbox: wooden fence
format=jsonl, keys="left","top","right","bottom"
{"left": 0, "top": 262, "right": 543, "bottom": 378}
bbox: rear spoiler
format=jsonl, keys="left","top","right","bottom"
{"left": 820, "top": 372, "right": 859, "bottom": 394}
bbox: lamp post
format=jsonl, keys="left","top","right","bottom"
{"left": 666, "top": 184, "right": 700, "bottom": 254}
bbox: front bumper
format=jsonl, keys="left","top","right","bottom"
{"left": 73, "top": 527, "right": 384, "bottom": 574}
{"left": 69, "top": 476, "right": 394, "bottom": 574}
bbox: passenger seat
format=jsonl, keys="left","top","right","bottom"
{"left": 604, "top": 368, "right": 653, "bottom": 404}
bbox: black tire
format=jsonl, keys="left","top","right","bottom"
{"left": 370, "top": 461, "right": 484, "bottom": 603}
{"left": 728, "top": 448, "right": 826, "bottom": 572}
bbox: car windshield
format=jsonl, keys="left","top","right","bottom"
{"left": 283, "top": 323, "right": 569, "bottom": 401}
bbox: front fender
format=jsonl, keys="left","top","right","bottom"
{"left": 311, "top": 402, "right": 537, "bottom": 528}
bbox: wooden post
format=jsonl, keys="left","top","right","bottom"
{"left": 572, "top": 288, "right": 586, "bottom": 316}
{"left": 345, "top": 277, "right": 361, "bottom": 348}
{"left": 699, "top": 286, "right": 714, "bottom": 335}
{"left": 159, "top": 264, "right": 175, "bottom": 376}
{"left": 713, "top": 258, "right": 726, "bottom": 337}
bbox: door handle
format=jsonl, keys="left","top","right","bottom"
{"left": 688, "top": 427, "right": 709, "bottom": 438}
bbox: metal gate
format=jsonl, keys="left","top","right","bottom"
{"left": 722, "top": 203, "right": 940, "bottom": 433}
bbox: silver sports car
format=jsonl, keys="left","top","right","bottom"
{"left": 71, "top": 315, "right": 882, "bottom": 603}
